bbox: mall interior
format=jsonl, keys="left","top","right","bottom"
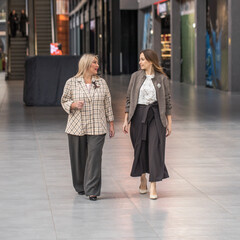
{"left": 0, "top": 0, "right": 240, "bottom": 239}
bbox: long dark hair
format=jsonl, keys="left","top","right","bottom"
{"left": 140, "top": 49, "right": 166, "bottom": 75}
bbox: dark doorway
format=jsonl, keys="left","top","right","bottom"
{"left": 85, "top": 22, "right": 90, "bottom": 52}
{"left": 90, "top": 19, "right": 95, "bottom": 53}
{"left": 121, "top": 10, "right": 138, "bottom": 74}
{"left": 80, "top": 27, "right": 83, "bottom": 54}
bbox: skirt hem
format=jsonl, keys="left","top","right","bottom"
{"left": 130, "top": 173, "right": 169, "bottom": 182}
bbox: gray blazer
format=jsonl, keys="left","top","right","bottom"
{"left": 125, "top": 70, "right": 172, "bottom": 127}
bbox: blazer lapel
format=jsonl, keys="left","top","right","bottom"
{"left": 152, "top": 72, "right": 163, "bottom": 100}
{"left": 90, "top": 77, "right": 98, "bottom": 99}
{"left": 135, "top": 71, "right": 146, "bottom": 99}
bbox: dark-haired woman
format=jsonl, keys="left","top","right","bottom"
{"left": 122, "top": 49, "right": 172, "bottom": 200}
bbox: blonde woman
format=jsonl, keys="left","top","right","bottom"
{"left": 61, "top": 54, "right": 114, "bottom": 201}
{"left": 123, "top": 49, "right": 172, "bottom": 200}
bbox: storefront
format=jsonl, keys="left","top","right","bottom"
{"left": 138, "top": 0, "right": 240, "bottom": 91}
{"left": 142, "top": 8, "right": 153, "bottom": 50}
{"left": 206, "top": 0, "right": 228, "bottom": 91}
{"left": 139, "top": 0, "right": 172, "bottom": 77}
{"left": 69, "top": 0, "right": 112, "bottom": 74}
{"left": 180, "top": 0, "right": 195, "bottom": 84}
{"left": 154, "top": 0, "right": 171, "bottom": 77}
{"left": 56, "top": 0, "right": 69, "bottom": 55}
{"left": 67, "top": 0, "right": 240, "bottom": 91}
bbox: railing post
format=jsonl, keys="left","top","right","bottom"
{"left": 50, "top": 0, "right": 57, "bottom": 43}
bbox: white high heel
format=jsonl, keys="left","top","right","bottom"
{"left": 150, "top": 194, "right": 158, "bottom": 200}
{"left": 139, "top": 176, "right": 148, "bottom": 194}
{"left": 139, "top": 187, "right": 148, "bottom": 194}
{"left": 150, "top": 182, "right": 157, "bottom": 200}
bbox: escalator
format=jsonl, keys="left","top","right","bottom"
{"left": 7, "top": 0, "right": 26, "bottom": 80}
{"left": 7, "top": 0, "right": 55, "bottom": 80}
{"left": 35, "top": 0, "right": 53, "bottom": 55}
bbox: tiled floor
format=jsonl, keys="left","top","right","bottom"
{"left": 0, "top": 72, "right": 240, "bottom": 239}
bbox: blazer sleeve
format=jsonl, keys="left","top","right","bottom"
{"left": 103, "top": 80, "right": 114, "bottom": 122}
{"left": 163, "top": 75, "right": 172, "bottom": 116}
{"left": 61, "top": 79, "right": 74, "bottom": 115}
{"left": 125, "top": 73, "right": 135, "bottom": 113}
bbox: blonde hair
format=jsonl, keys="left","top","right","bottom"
{"left": 75, "top": 53, "right": 99, "bottom": 78}
{"left": 140, "top": 49, "right": 166, "bottom": 76}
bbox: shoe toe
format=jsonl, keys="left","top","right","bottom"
{"left": 150, "top": 194, "right": 158, "bottom": 200}
{"left": 89, "top": 196, "right": 97, "bottom": 201}
{"left": 139, "top": 187, "right": 148, "bottom": 194}
{"left": 78, "top": 191, "right": 85, "bottom": 195}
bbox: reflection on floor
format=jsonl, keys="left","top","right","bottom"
{"left": 0, "top": 72, "right": 240, "bottom": 239}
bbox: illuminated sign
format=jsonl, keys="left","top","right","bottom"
{"left": 50, "top": 43, "right": 63, "bottom": 55}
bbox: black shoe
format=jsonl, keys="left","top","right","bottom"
{"left": 78, "top": 191, "right": 85, "bottom": 195}
{"left": 89, "top": 196, "right": 97, "bottom": 201}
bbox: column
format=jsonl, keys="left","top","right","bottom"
{"left": 110, "top": 0, "right": 120, "bottom": 75}
{"left": 153, "top": 5, "right": 161, "bottom": 61}
{"left": 28, "top": 0, "right": 35, "bottom": 56}
{"left": 195, "top": 0, "right": 206, "bottom": 86}
{"left": 228, "top": 0, "right": 240, "bottom": 91}
{"left": 138, "top": 9, "right": 144, "bottom": 54}
{"left": 171, "top": 0, "right": 181, "bottom": 82}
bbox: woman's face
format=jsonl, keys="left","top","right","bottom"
{"left": 139, "top": 53, "right": 152, "bottom": 71}
{"left": 88, "top": 58, "right": 99, "bottom": 75}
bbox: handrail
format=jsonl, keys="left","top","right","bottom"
{"left": 25, "top": 0, "right": 29, "bottom": 36}
{"left": 25, "top": 0, "right": 29, "bottom": 55}
{"left": 26, "top": 0, "right": 37, "bottom": 56}
{"left": 34, "top": 0, "right": 37, "bottom": 55}
{"left": 6, "top": 0, "right": 10, "bottom": 78}
{"left": 50, "top": 0, "right": 56, "bottom": 43}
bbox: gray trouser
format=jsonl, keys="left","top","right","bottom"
{"left": 68, "top": 134, "right": 106, "bottom": 196}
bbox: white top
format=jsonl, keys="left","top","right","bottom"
{"left": 138, "top": 75, "right": 157, "bottom": 105}
{"left": 85, "top": 83, "right": 92, "bottom": 92}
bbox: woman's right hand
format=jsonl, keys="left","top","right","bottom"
{"left": 122, "top": 120, "right": 129, "bottom": 134}
{"left": 71, "top": 101, "right": 84, "bottom": 110}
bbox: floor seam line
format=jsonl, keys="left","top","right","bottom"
{"left": 168, "top": 165, "right": 237, "bottom": 217}
{"left": 31, "top": 108, "right": 58, "bottom": 240}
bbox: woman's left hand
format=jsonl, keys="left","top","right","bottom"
{"left": 166, "top": 123, "right": 172, "bottom": 137}
{"left": 109, "top": 122, "right": 115, "bottom": 138}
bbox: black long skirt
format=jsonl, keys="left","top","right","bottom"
{"left": 130, "top": 102, "right": 169, "bottom": 182}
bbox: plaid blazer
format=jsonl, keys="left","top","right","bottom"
{"left": 61, "top": 76, "right": 114, "bottom": 136}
